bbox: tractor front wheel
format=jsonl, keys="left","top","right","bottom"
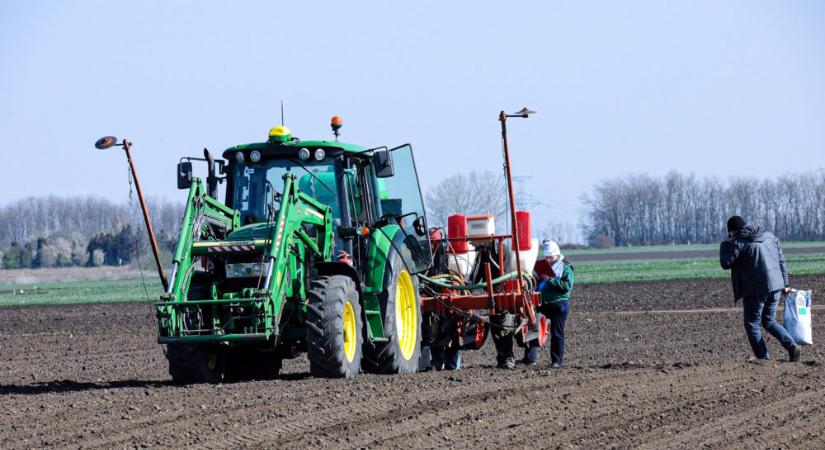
{"left": 165, "top": 343, "right": 224, "bottom": 384}
{"left": 306, "top": 275, "right": 362, "bottom": 378}
{"left": 224, "top": 347, "right": 282, "bottom": 381}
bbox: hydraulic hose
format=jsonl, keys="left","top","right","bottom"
{"left": 418, "top": 271, "right": 534, "bottom": 291}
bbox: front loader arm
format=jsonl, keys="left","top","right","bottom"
{"left": 167, "top": 178, "right": 240, "bottom": 298}
{"left": 261, "top": 173, "right": 334, "bottom": 323}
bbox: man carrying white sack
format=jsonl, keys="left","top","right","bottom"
{"left": 720, "top": 215, "right": 801, "bottom": 362}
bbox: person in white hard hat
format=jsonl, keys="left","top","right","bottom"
{"left": 522, "top": 239, "right": 575, "bottom": 368}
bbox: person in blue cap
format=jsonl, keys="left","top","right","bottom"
{"left": 522, "top": 239, "right": 574, "bottom": 368}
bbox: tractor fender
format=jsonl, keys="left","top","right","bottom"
{"left": 314, "top": 261, "right": 363, "bottom": 303}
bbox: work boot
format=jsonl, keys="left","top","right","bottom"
{"left": 789, "top": 345, "right": 801, "bottom": 362}
{"left": 497, "top": 358, "right": 516, "bottom": 370}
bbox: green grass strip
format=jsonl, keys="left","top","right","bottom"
{"left": 1, "top": 253, "right": 823, "bottom": 307}
{"left": 573, "top": 253, "right": 825, "bottom": 284}
{"left": 0, "top": 279, "right": 162, "bottom": 308}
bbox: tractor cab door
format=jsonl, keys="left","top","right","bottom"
{"left": 375, "top": 144, "right": 432, "bottom": 274}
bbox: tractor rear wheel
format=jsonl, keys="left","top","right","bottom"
{"left": 165, "top": 344, "right": 224, "bottom": 384}
{"left": 306, "top": 275, "right": 362, "bottom": 378}
{"left": 362, "top": 250, "right": 422, "bottom": 374}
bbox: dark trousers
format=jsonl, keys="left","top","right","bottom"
{"left": 743, "top": 290, "right": 796, "bottom": 359}
{"left": 431, "top": 344, "right": 461, "bottom": 370}
{"left": 492, "top": 326, "right": 515, "bottom": 365}
{"left": 524, "top": 300, "right": 569, "bottom": 365}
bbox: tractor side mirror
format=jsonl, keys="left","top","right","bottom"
{"left": 413, "top": 215, "right": 427, "bottom": 237}
{"left": 177, "top": 162, "right": 193, "bottom": 189}
{"left": 372, "top": 150, "right": 394, "bottom": 178}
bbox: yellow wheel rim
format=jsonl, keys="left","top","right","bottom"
{"left": 342, "top": 301, "right": 356, "bottom": 362}
{"left": 395, "top": 270, "right": 418, "bottom": 360}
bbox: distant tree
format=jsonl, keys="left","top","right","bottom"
{"left": 34, "top": 238, "right": 59, "bottom": 268}
{"left": 86, "top": 225, "right": 139, "bottom": 266}
{"left": 56, "top": 251, "right": 71, "bottom": 267}
{"left": 91, "top": 249, "right": 105, "bottom": 267}
{"left": 87, "top": 232, "right": 114, "bottom": 266}
{"left": 52, "top": 238, "right": 73, "bottom": 267}
{"left": 36, "top": 242, "right": 58, "bottom": 268}
{"left": 71, "top": 240, "right": 89, "bottom": 266}
{"left": 589, "top": 233, "right": 615, "bottom": 249}
{"left": 2, "top": 243, "right": 20, "bottom": 269}
{"left": 20, "top": 243, "right": 35, "bottom": 268}
{"left": 540, "top": 222, "right": 581, "bottom": 246}
{"left": 425, "top": 170, "right": 508, "bottom": 229}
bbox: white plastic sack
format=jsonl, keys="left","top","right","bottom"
{"left": 784, "top": 290, "right": 813, "bottom": 345}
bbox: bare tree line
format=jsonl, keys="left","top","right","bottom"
{"left": 424, "top": 170, "right": 584, "bottom": 245}
{"left": 0, "top": 196, "right": 182, "bottom": 248}
{"left": 424, "top": 170, "right": 509, "bottom": 229}
{"left": 582, "top": 170, "right": 825, "bottom": 246}
{"left": 0, "top": 196, "right": 183, "bottom": 269}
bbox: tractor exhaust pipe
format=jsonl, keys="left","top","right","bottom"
{"left": 95, "top": 136, "right": 169, "bottom": 291}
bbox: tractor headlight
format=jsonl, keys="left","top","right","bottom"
{"left": 225, "top": 263, "right": 264, "bottom": 278}
{"left": 314, "top": 149, "right": 326, "bottom": 161}
{"left": 298, "top": 148, "right": 310, "bottom": 161}
{"left": 235, "top": 151, "right": 245, "bottom": 163}
{"left": 249, "top": 150, "right": 262, "bottom": 163}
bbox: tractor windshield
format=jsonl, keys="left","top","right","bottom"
{"left": 233, "top": 158, "right": 339, "bottom": 224}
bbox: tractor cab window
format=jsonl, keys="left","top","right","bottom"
{"left": 375, "top": 144, "right": 432, "bottom": 274}
{"left": 344, "top": 158, "right": 380, "bottom": 226}
{"left": 233, "top": 158, "right": 339, "bottom": 225}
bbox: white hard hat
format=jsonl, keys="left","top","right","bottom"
{"left": 542, "top": 240, "right": 560, "bottom": 257}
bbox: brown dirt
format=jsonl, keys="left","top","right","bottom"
{"left": 2, "top": 276, "right": 824, "bottom": 449}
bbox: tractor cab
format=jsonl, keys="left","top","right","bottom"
{"left": 220, "top": 124, "right": 432, "bottom": 278}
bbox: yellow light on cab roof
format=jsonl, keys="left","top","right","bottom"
{"left": 268, "top": 125, "right": 291, "bottom": 142}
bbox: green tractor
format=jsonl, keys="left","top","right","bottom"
{"left": 156, "top": 118, "right": 432, "bottom": 382}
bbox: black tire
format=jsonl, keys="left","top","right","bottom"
{"left": 224, "top": 347, "right": 282, "bottom": 381}
{"left": 306, "top": 275, "right": 362, "bottom": 378}
{"left": 166, "top": 274, "right": 224, "bottom": 384}
{"left": 165, "top": 344, "right": 224, "bottom": 384}
{"left": 362, "top": 250, "right": 422, "bottom": 374}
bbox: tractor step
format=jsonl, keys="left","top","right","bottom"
{"left": 158, "top": 332, "right": 270, "bottom": 343}
{"left": 155, "top": 298, "right": 265, "bottom": 306}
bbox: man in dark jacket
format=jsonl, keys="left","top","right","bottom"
{"left": 719, "top": 215, "right": 800, "bottom": 362}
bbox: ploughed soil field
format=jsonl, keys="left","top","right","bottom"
{"left": 2, "top": 276, "right": 824, "bottom": 449}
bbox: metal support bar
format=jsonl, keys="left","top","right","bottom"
{"left": 166, "top": 262, "right": 179, "bottom": 294}
{"left": 155, "top": 298, "right": 265, "bottom": 306}
{"left": 123, "top": 140, "right": 169, "bottom": 291}
{"left": 499, "top": 111, "right": 522, "bottom": 294}
{"left": 484, "top": 262, "right": 495, "bottom": 313}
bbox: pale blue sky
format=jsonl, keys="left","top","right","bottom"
{"left": 1, "top": 1, "right": 823, "bottom": 235}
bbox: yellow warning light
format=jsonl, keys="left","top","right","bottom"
{"left": 268, "top": 125, "right": 291, "bottom": 142}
